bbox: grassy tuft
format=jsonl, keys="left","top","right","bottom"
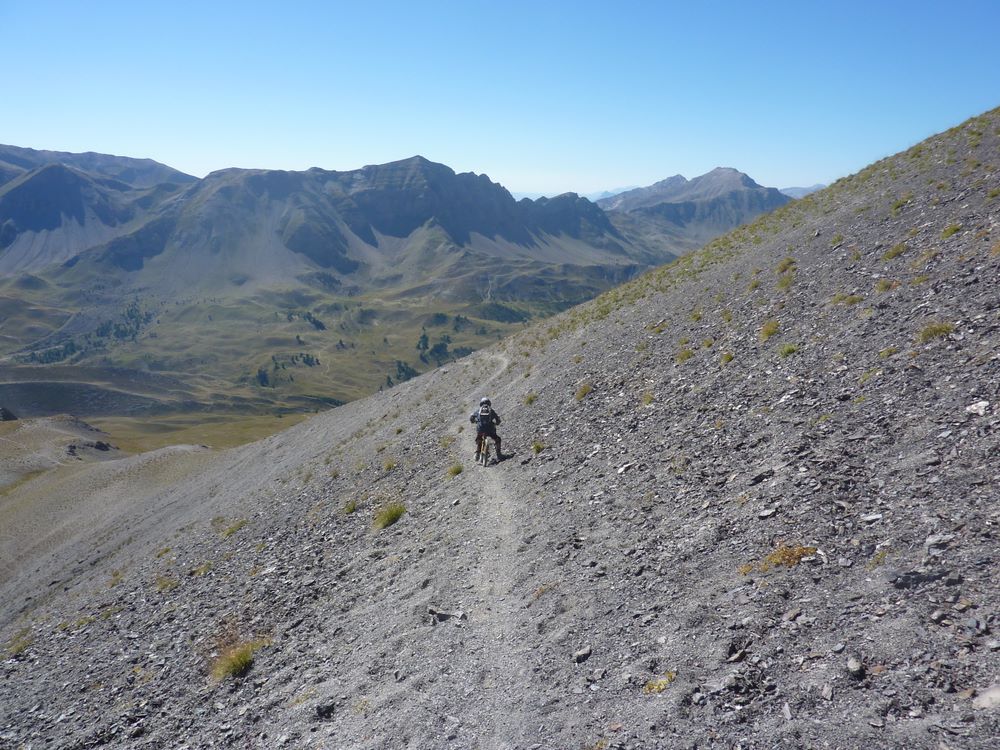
{"left": 155, "top": 575, "right": 179, "bottom": 593}
{"left": 941, "top": 223, "right": 962, "bottom": 239}
{"left": 675, "top": 348, "right": 695, "bottom": 363}
{"left": 531, "top": 441, "right": 545, "bottom": 454}
{"left": 373, "top": 502, "right": 406, "bottom": 530}
{"left": 343, "top": 498, "right": 357, "bottom": 514}
{"left": 882, "top": 242, "right": 906, "bottom": 261}
{"left": 524, "top": 392, "right": 538, "bottom": 406}
{"left": 720, "top": 352, "right": 734, "bottom": 365}
{"left": 575, "top": 383, "right": 593, "bottom": 401}
{"left": 878, "top": 346, "right": 899, "bottom": 359}
{"left": 6, "top": 628, "right": 32, "bottom": 657}
{"left": 382, "top": 458, "right": 397, "bottom": 471}
{"left": 742, "top": 543, "right": 818, "bottom": 574}
{"left": 643, "top": 672, "right": 677, "bottom": 694}
{"left": 760, "top": 320, "right": 779, "bottom": 341}
{"left": 918, "top": 321, "right": 955, "bottom": 343}
{"left": 221, "top": 519, "right": 248, "bottom": 538}
{"left": 641, "top": 391, "right": 654, "bottom": 406}
{"left": 210, "top": 637, "right": 271, "bottom": 681}
{"left": 778, "top": 343, "right": 799, "bottom": 358}
{"left": 447, "top": 464, "right": 463, "bottom": 477}
{"left": 875, "top": 279, "right": 898, "bottom": 293}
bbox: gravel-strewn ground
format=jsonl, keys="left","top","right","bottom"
{"left": 1, "top": 107, "right": 998, "bottom": 749}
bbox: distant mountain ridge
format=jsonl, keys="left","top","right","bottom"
{"left": 0, "top": 144, "right": 195, "bottom": 189}
{"left": 598, "top": 167, "right": 791, "bottom": 257}
{"left": 0, "top": 147, "right": 793, "bottom": 419}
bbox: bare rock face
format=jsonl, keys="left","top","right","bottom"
{"left": 1, "top": 106, "right": 999, "bottom": 749}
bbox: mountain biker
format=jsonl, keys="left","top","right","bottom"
{"left": 470, "top": 397, "right": 502, "bottom": 461}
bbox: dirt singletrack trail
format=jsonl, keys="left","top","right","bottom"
{"left": 448, "top": 352, "right": 534, "bottom": 748}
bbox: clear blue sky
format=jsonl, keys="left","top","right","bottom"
{"left": 3, "top": 1, "right": 999, "bottom": 195}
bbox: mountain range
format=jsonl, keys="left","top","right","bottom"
{"left": 0, "top": 106, "right": 996, "bottom": 748}
{"left": 0, "top": 146, "right": 792, "bottom": 436}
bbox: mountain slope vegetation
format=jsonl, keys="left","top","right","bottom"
{"left": 1, "top": 107, "right": 997, "bottom": 748}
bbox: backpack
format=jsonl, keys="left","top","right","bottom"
{"left": 476, "top": 403, "right": 493, "bottom": 430}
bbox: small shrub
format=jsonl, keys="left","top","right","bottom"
{"left": 720, "top": 352, "right": 734, "bottom": 365}
{"left": 440, "top": 434, "right": 456, "bottom": 449}
{"left": 875, "top": 279, "right": 897, "bottom": 293}
{"left": 373, "top": 502, "right": 406, "bottom": 530}
{"left": 108, "top": 570, "right": 123, "bottom": 588}
{"left": 155, "top": 546, "right": 172, "bottom": 558}
{"left": 524, "top": 392, "right": 538, "bottom": 405}
{"left": 575, "top": 383, "right": 593, "bottom": 400}
{"left": 690, "top": 309, "right": 702, "bottom": 322}
{"left": 831, "top": 233, "right": 844, "bottom": 245}
{"left": 721, "top": 309, "right": 733, "bottom": 323}
{"left": 447, "top": 464, "right": 463, "bottom": 477}
{"left": 776, "top": 272, "right": 795, "bottom": 291}
{"left": 760, "top": 320, "right": 779, "bottom": 341}
{"left": 941, "top": 223, "right": 962, "bottom": 239}
{"left": 748, "top": 278, "right": 761, "bottom": 291}
{"left": 879, "top": 346, "right": 899, "bottom": 358}
{"left": 675, "top": 348, "right": 694, "bottom": 363}
{"left": 382, "top": 459, "right": 397, "bottom": 472}
{"left": 641, "top": 391, "right": 654, "bottom": 405}
{"left": 395, "top": 427, "right": 403, "bottom": 435}
{"left": 776, "top": 256, "right": 796, "bottom": 274}
{"left": 910, "top": 274, "right": 930, "bottom": 285}
{"left": 531, "top": 441, "right": 544, "bottom": 454}
{"left": 210, "top": 637, "right": 271, "bottom": 681}
{"left": 778, "top": 343, "right": 799, "bottom": 357}
{"left": 701, "top": 338, "right": 714, "bottom": 348}
{"left": 882, "top": 243, "right": 906, "bottom": 261}
{"left": 330, "top": 469, "right": 340, "bottom": 479}
{"left": 918, "top": 321, "right": 955, "bottom": 343}
{"left": 343, "top": 498, "right": 357, "bottom": 514}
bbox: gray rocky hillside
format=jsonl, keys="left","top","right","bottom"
{"left": 1, "top": 107, "right": 999, "bottom": 749}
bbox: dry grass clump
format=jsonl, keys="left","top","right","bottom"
{"left": 882, "top": 242, "right": 906, "bottom": 260}
{"left": 382, "top": 458, "right": 396, "bottom": 471}
{"left": 918, "top": 321, "right": 955, "bottom": 343}
{"left": 155, "top": 575, "right": 179, "bottom": 593}
{"left": 643, "top": 672, "right": 677, "bottom": 694}
{"left": 760, "top": 320, "right": 779, "bottom": 341}
{"left": 720, "top": 352, "right": 734, "bottom": 365}
{"left": 221, "top": 519, "right": 248, "bottom": 538}
{"left": 941, "top": 223, "right": 962, "bottom": 238}
{"left": 343, "top": 498, "right": 357, "bottom": 514}
{"left": 575, "top": 383, "right": 593, "bottom": 400}
{"left": 6, "top": 627, "right": 32, "bottom": 657}
{"left": 210, "top": 637, "right": 271, "bottom": 681}
{"left": 740, "top": 543, "right": 818, "bottom": 575}
{"left": 447, "top": 464, "right": 463, "bottom": 477}
{"left": 524, "top": 392, "right": 538, "bottom": 405}
{"left": 676, "top": 348, "right": 695, "bottom": 363}
{"left": 373, "top": 502, "right": 406, "bottom": 530}
{"left": 531, "top": 441, "right": 545, "bottom": 454}
{"left": 778, "top": 343, "right": 799, "bottom": 357}
{"left": 832, "top": 293, "right": 864, "bottom": 305}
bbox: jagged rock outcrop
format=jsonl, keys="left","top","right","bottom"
{"left": 0, "top": 107, "right": 998, "bottom": 749}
